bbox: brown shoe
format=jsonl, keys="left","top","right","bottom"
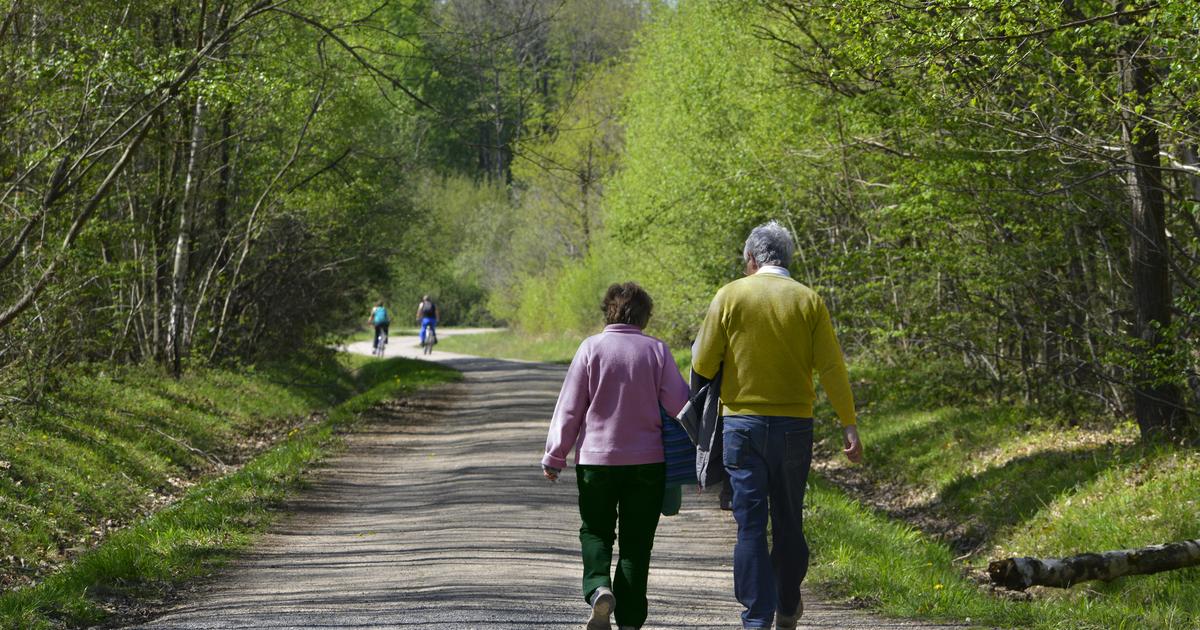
{"left": 775, "top": 594, "right": 803, "bottom": 629}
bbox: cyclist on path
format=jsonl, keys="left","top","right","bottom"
{"left": 416, "top": 295, "right": 438, "bottom": 347}
{"left": 369, "top": 301, "right": 390, "bottom": 353}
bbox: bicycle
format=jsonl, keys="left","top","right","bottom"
{"left": 422, "top": 327, "right": 436, "bottom": 355}
{"left": 374, "top": 330, "right": 388, "bottom": 357}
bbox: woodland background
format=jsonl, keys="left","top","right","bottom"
{"left": 3, "top": 0, "right": 1199, "bottom": 438}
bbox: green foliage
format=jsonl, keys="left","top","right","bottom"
{"left": 402, "top": 2, "right": 648, "bottom": 333}
{"left": 605, "top": 2, "right": 803, "bottom": 343}
{"left": 523, "top": 0, "right": 1200, "bottom": 431}
{"left": 500, "top": 251, "right": 621, "bottom": 334}
{"left": 389, "top": 175, "right": 512, "bottom": 326}
{"left": 0, "top": 0, "right": 431, "bottom": 378}
{"left": 417, "top": 0, "right": 643, "bottom": 180}
{"left": 760, "top": 0, "right": 1200, "bottom": 430}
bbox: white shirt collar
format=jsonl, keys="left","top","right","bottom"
{"left": 755, "top": 265, "right": 791, "bottom": 278}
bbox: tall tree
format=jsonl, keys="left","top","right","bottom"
{"left": 755, "top": 0, "right": 1199, "bottom": 440}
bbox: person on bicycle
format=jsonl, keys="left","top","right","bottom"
{"left": 369, "top": 301, "right": 390, "bottom": 352}
{"left": 416, "top": 295, "right": 438, "bottom": 347}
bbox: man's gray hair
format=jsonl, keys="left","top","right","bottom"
{"left": 743, "top": 220, "right": 795, "bottom": 267}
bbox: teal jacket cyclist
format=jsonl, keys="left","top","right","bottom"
{"left": 369, "top": 302, "right": 390, "bottom": 351}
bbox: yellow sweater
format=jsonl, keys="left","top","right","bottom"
{"left": 692, "top": 272, "right": 856, "bottom": 426}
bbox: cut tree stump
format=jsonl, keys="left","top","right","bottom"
{"left": 988, "top": 539, "right": 1200, "bottom": 591}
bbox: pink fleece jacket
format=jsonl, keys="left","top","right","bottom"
{"left": 542, "top": 324, "right": 690, "bottom": 469}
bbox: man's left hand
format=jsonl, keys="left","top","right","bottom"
{"left": 842, "top": 425, "right": 863, "bottom": 464}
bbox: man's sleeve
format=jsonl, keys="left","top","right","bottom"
{"left": 813, "top": 297, "right": 856, "bottom": 426}
{"left": 542, "top": 343, "right": 590, "bottom": 469}
{"left": 691, "top": 291, "right": 726, "bottom": 380}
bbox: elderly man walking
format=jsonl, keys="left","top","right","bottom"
{"left": 692, "top": 221, "right": 862, "bottom": 629}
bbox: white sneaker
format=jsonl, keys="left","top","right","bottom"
{"left": 587, "top": 586, "right": 614, "bottom": 630}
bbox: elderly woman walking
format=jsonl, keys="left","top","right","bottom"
{"left": 542, "top": 282, "right": 690, "bottom": 630}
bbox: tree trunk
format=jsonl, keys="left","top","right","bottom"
{"left": 166, "top": 95, "right": 205, "bottom": 377}
{"left": 1115, "top": 6, "right": 1188, "bottom": 440}
{"left": 988, "top": 539, "right": 1200, "bottom": 591}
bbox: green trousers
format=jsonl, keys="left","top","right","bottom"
{"left": 577, "top": 463, "right": 665, "bottom": 628}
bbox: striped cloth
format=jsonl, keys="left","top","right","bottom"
{"left": 662, "top": 407, "right": 697, "bottom": 486}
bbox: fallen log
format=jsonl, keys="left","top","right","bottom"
{"left": 988, "top": 539, "right": 1200, "bottom": 591}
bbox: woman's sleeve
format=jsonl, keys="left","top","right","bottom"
{"left": 658, "top": 342, "right": 690, "bottom": 417}
{"left": 542, "top": 343, "right": 590, "bottom": 469}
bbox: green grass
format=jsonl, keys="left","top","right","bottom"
{"left": 801, "top": 361, "right": 1200, "bottom": 629}
{"left": 0, "top": 352, "right": 459, "bottom": 629}
{"left": 805, "top": 466, "right": 1200, "bottom": 629}
{"left": 805, "top": 477, "right": 1036, "bottom": 626}
{"left": 434, "top": 329, "right": 587, "bottom": 363}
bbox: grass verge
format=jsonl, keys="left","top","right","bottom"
{"left": 804, "top": 360, "right": 1200, "bottom": 629}
{"left": 434, "top": 329, "right": 586, "bottom": 363}
{"left": 805, "top": 467, "right": 1199, "bottom": 629}
{"left": 0, "top": 352, "right": 459, "bottom": 629}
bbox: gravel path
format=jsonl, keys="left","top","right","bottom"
{"left": 343, "top": 326, "right": 504, "bottom": 362}
{"left": 121, "top": 354, "right": 964, "bottom": 629}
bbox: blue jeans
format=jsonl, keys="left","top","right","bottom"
{"left": 723, "top": 415, "right": 813, "bottom": 628}
{"left": 419, "top": 317, "right": 436, "bottom": 344}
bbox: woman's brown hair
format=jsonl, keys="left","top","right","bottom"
{"left": 602, "top": 282, "right": 653, "bottom": 328}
